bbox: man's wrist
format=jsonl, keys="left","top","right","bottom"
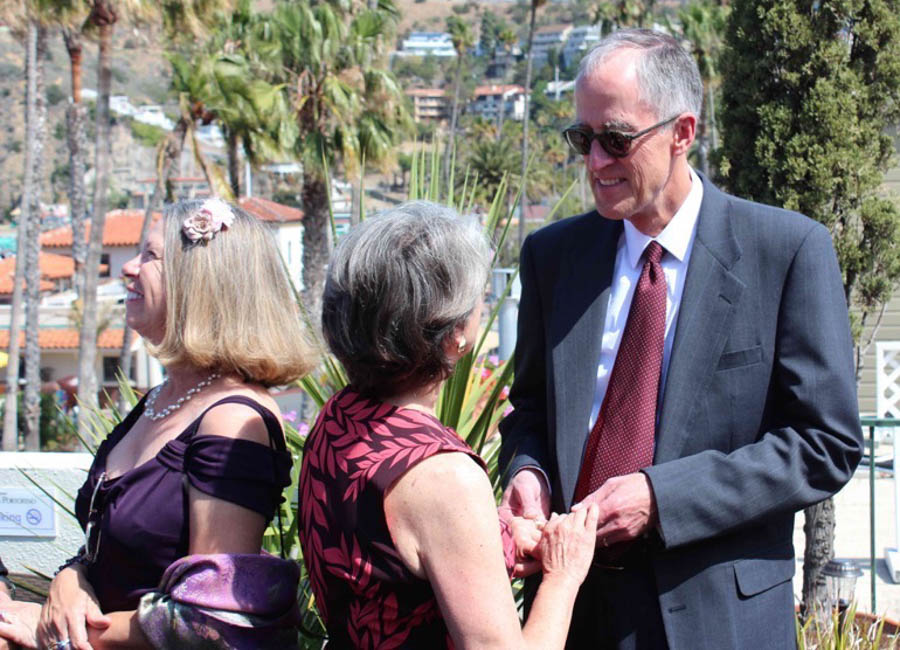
{"left": 514, "top": 465, "right": 551, "bottom": 493}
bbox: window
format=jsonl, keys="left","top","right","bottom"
{"left": 102, "top": 357, "right": 122, "bottom": 384}
{"left": 100, "top": 253, "right": 110, "bottom": 278}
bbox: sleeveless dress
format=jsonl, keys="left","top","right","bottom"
{"left": 299, "top": 387, "right": 513, "bottom": 650}
{"left": 74, "top": 393, "right": 292, "bottom": 612}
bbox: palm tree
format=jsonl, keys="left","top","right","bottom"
{"left": 76, "top": 0, "right": 118, "bottom": 436}
{"left": 443, "top": 15, "right": 474, "bottom": 183}
{"left": 0, "top": 1, "right": 51, "bottom": 450}
{"left": 518, "top": 0, "right": 546, "bottom": 248}
{"left": 494, "top": 27, "right": 517, "bottom": 139}
{"left": 676, "top": 0, "right": 728, "bottom": 176}
{"left": 22, "top": 21, "right": 48, "bottom": 450}
{"left": 271, "top": 0, "right": 409, "bottom": 321}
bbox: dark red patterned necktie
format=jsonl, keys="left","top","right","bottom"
{"left": 574, "top": 241, "right": 667, "bottom": 502}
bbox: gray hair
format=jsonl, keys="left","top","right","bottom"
{"left": 576, "top": 28, "right": 703, "bottom": 120}
{"left": 322, "top": 201, "right": 492, "bottom": 398}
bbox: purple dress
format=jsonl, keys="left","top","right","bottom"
{"left": 74, "top": 394, "right": 292, "bottom": 612}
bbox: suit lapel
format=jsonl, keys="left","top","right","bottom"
{"left": 655, "top": 178, "right": 745, "bottom": 463}
{"left": 551, "top": 214, "right": 622, "bottom": 507}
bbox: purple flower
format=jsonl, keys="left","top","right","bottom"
{"left": 297, "top": 422, "right": 310, "bottom": 438}
{"left": 282, "top": 410, "right": 297, "bottom": 423}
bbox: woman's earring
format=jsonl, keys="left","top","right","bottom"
{"left": 457, "top": 337, "right": 466, "bottom": 355}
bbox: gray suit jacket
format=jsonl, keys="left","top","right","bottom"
{"left": 499, "top": 175, "right": 863, "bottom": 649}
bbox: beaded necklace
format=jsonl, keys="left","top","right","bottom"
{"left": 143, "top": 372, "right": 221, "bottom": 422}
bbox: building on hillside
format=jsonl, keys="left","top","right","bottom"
{"left": 396, "top": 32, "right": 457, "bottom": 58}
{"left": 39, "top": 199, "right": 305, "bottom": 289}
{"left": 40, "top": 209, "right": 163, "bottom": 280}
{"left": 529, "top": 24, "right": 573, "bottom": 68}
{"left": 544, "top": 80, "right": 576, "bottom": 100}
{"left": 0, "top": 326, "right": 162, "bottom": 402}
{"left": 406, "top": 88, "right": 450, "bottom": 123}
{"left": 562, "top": 25, "right": 602, "bottom": 67}
{"left": 0, "top": 252, "right": 109, "bottom": 304}
{"left": 469, "top": 85, "right": 527, "bottom": 122}
{"left": 237, "top": 196, "right": 305, "bottom": 288}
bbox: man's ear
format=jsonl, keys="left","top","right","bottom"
{"left": 671, "top": 113, "right": 697, "bottom": 156}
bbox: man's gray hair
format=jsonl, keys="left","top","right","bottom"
{"left": 576, "top": 28, "right": 703, "bottom": 119}
{"left": 322, "top": 200, "right": 491, "bottom": 398}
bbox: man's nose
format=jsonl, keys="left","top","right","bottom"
{"left": 586, "top": 139, "right": 615, "bottom": 171}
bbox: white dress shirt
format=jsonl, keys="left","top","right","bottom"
{"left": 588, "top": 169, "right": 703, "bottom": 432}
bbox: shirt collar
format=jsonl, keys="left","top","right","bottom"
{"left": 622, "top": 168, "right": 703, "bottom": 268}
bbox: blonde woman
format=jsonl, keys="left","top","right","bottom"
{"left": 0, "top": 199, "right": 315, "bottom": 650}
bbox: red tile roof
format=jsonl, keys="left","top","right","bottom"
{"left": 0, "top": 328, "right": 124, "bottom": 350}
{"left": 0, "top": 252, "right": 102, "bottom": 294}
{"left": 239, "top": 197, "right": 304, "bottom": 223}
{"left": 40, "top": 210, "right": 163, "bottom": 248}
{"left": 41, "top": 200, "right": 302, "bottom": 249}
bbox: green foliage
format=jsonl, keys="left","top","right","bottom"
{"left": 718, "top": 0, "right": 900, "bottom": 346}
{"left": 45, "top": 83, "right": 65, "bottom": 106}
{"left": 796, "top": 604, "right": 899, "bottom": 649}
{"left": 129, "top": 119, "right": 166, "bottom": 148}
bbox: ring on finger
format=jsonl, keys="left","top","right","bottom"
{"left": 47, "top": 640, "right": 72, "bottom": 650}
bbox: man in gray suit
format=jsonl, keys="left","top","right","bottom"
{"left": 498, "top": 28, "right": 863, "bottom": 649}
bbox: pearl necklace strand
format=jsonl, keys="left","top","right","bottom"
{"left": 143, "top": 372, "right": 221, "bottom": 421}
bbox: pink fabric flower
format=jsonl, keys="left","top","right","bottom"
{"left": 182, "top": 198, "right": 235, "bottom": 242}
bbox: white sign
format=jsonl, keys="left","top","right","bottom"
{"left": 0, "top": 487, "right": 56, "bottom": 538}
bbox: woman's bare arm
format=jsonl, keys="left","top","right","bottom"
{"left": 385, "top": 451, "right": 597, "bottom": 650}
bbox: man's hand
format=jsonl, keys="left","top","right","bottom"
{"left": 508, "top": 516, "right": 544, "bottom": 577}
{"left": 572, "top": 472, "right": 658, "bottom": 546}
{"left": 499, "top": 468, "right": 551, "bottom": 522}
{"left": 499, "top": 469, "right": 551, "bottom": 576}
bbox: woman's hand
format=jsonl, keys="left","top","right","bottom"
{"left": 37, "top": 566, "right": 110, "bottom": 650}
{"left": 0, "top": 592, "right": 41, "bottom": 649}
{"left": 538, "top": 505, "right": 600, "bottom": 588}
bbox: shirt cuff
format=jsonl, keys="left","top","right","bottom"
{"left": 513, "top": 465, "right": 552, "bottom": 496}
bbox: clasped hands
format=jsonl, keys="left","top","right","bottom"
{"left": 499, "top": 468, "right": 658, "bottom": 577}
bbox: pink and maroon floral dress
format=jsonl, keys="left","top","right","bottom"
{"left": 299, "top": 387, "right": 512, "bottom": 649}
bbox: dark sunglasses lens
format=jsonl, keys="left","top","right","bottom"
{"left": 601, "top": 131, "right": 630, "bottom": 157}
{"left": 565, "top": 128, "right": 591, "bottom": 155}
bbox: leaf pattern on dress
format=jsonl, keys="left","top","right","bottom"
{"left": 298, "top": 388, "right": 486, "bottom": 649}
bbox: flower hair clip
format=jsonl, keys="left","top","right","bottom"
{"left": 182, "top": 198, "right": 235, "bottom": 243}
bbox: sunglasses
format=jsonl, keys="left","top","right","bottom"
{"left": 562, "top": 115, "right": 680, "bottom": 158}
{"left": 83, "top": 471, "right": 107, "bottom": 564}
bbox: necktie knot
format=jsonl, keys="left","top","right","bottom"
{"left": 645, "top": 241, "right": 664, "bottom": 265}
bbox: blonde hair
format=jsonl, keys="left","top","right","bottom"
{"left": 149, "top": 199, "right": 317, "bottom": 386}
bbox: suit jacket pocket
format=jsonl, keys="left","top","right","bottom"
{"left": 717, "top": 345, "right": 763, "bottom": 371}
{"left": 733, "top": 554, "right": 795, "bottom": 597}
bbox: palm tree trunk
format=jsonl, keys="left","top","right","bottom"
{"left": 78, "top": 10, "right": 115, "bottom": 437}
{"left": 23, "top": 24, "right": 48, "bottom": 450}
{"left": 117, "top": 120, "right": 188, "bottom": 410}
{"left": 801, "top": 498, "right": 835, "bottom": 617}
{"left": 226, "top": 128, "right": 241, "bottom": 198}
{"left": 300, "top": 171, "right": 332, "bottom": 329}
{"left": 2, "top": 22, "right": 39, "bottom": 452}
{"left": 443, "top": 55, "right": 465, "bottom": 186}
{"left": 519, "top": 2, "right": 539, "bottom": 249}
{"left": 64, "top": 27, "right": 88, "bottom": 301}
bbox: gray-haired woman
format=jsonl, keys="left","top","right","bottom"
{"left": 298, "top": 201, "right": 598, "bottom": 649}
